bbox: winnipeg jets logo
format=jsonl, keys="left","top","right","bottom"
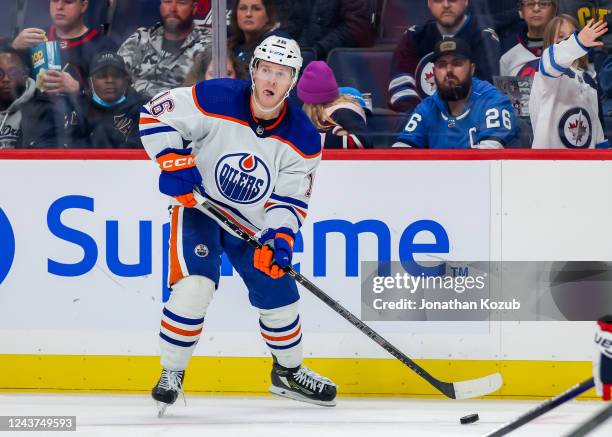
{"left": 416, "top": 55, "right": 436, "bottom": 97}
{"left": 215, "top": 153, "right": 271, "bottom": 204}
{"left": 559, "top": 108, "right": 592, "bottom": 148}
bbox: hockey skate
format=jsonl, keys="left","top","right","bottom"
{"left": 152, "top": 368, "right": 185, "bottom": 417}
{"left": 269, "top": 357, "right": 337, "bottom": 406}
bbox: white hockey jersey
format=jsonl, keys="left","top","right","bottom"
{"left": 529, "top": 32, "right": 608, "bottom": 149}
{"left": 500, "top": 41, "right": 539, "bottom": 77}
{"left": 139, "top": 79, "right": 322, "bottom": 234}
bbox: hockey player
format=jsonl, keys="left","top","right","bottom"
{"left": 530, "top": 16, "right": 610, "bottom": 148}
{"left": 388, "top": 0, "right": 501, "bottom": 112}
{"left": 594, "top": 315, "right": 612, "bottom": 401}
{"left": 392, "top": 38, "right": 519, "bottom": 149}
{"left": 139, "top": 35, "right": 337, "bottom": 415}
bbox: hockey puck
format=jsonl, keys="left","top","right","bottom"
{"left": 460, "top": 414, "right": 479, "bottom": 424}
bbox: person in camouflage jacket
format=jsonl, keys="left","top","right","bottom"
{"left": 117, "top": 0, "right": 211, "bottom": 99}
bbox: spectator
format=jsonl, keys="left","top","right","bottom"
{"left": 65, "top": 51, "right": 146, "bottom": 148}
{"left": 183, "top": 48, "right": 245, "bottom": 86}
{"left": 11, "top": 0, "right": 117, "bottom": 94}
{"left": 558, "top": 1, "right": 612, "bottom": 48}
{"left": 500, "top": 0, "right": 558, "bottom": 77}
{"left": 470, "top": 0, "right": 523, "bottom": 41}
{"left": 276, "top": 0, "right": 375, "bottom": 60}
{"left": 530, "top": 17, "right": 609, "bottom": 148}
{"left": 557, "top": 0, "right": 610, "bottom": 70}
{"left": 297, "top": 61, "right": 372, "bottom": 149}
{"left": 0, "top": 47, "right": 58, "bottom": 149}
{"left": 393, "top": 38, "right": 519, "bottom": 149}
{"left": 388, "top": 0, "right": 501, "bottom": 113}
{"left": 118, "top": 0, "right": 211, "bottom": 99}
{"left": 228, "top": 0, "right": 281, "bottom": 71}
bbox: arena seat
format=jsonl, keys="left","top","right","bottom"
{"left": 108, "top": 0, "right": 160, "bottom": 45}
{"left": 0, "top": 1, "right": 19, "bottom": 39}
{"left": 326, "top": 48, "right": 394, "bottom": 110}
{"left": 367, "top": 111, "right": 409, "bottom": 148}
{"left": 378, "top": 0, "right": 432, "bottom": 44}
{"left": 299, "top": 48, "right": 316, "bottom": 75}
{"left": 21, "top": 0, "right": 52, "bottom": 31}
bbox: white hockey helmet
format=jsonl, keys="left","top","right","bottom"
{"left": 250, "top": 35, "right": 303, "bottom": 90}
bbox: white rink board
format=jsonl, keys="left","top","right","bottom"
{"left": 0, "top": 159, "right": 606, "bottom": 361}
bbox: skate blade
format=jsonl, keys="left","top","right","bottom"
{"left": 269, "top": 385, "right": 336, "bottom": 407}
{"left": 156, "top": 402, "right": 169, "bottom": 418}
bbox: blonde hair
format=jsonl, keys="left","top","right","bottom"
{"left": 543, "top": 14, "right": 588, "bottom": 71}
{"left": 303, "top": 95, "right": 362, "bottom": 130}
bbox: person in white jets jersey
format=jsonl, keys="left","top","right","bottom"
{"left": 530, "top": 16, "right": 610, "bottom": 148}
{"left": 139, "top": 35, "right": 337, "bottom": 415}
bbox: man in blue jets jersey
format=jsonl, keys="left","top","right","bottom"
{"left": 139, "top": 35, "right": 337, "bottom": 415}
{"left": 394, "top": 37, "right": 519, "bottom": 149}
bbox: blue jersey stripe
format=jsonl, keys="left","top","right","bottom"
{"left": 163, "top": 307, "right": 204, "bottom": 325}
{"left": 265, "top": 205, "right": 303, "bottom": 226}
{"left": 140, "top": 126, "right": 178, "bottom": 137}
{"left": 548, "top": 45, "right": 570, "bottom": 75}
{"left": 159, "top": 332, "right": 197, "bottom": 347}
{"left": 260, "top": 315, "right": 300, "bottom": 333}
{"left": 265, "top": 335, "right": 302, "bottom": 350}
{"left": 269, "top": 193, "right": 308, "bottom": 209}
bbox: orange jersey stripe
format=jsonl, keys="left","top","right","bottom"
{"left": 161, "top": 320, "right": 203, "bottom": 337}
{"left": 191, "top": 86, "right": 250, "bottom": 127}
{"left": 269, "top": 134, "right": 321, "bottom": 159}
{"left": 139, "top": 117, "right": 159, "bottom": 125}
{"left": 169, "top": 206, "right": 184, "bottom": 286}
{"left": 260, "top": 326, "right": 301, "bottom": 342}
{"left": 264, "top": 202, "right": 308, "bottom": 219}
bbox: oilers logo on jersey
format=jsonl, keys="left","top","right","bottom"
{"left": 558, "top": 108, "right": 592, "bottom": 149}
{"left": 215, "top": 153, "right": 271, "bottom": 204}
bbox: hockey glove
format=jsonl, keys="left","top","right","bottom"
{"left": 156, "top": 148, "right": 204, "bottom": 208}
{"left": 254, "top": 228, "right": 294, "bottom": 279}
{"left": 594, "top": 314, "right": 612, "bottom": 401}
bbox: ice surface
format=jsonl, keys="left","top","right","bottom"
{"left": 0, "top": 393, "right": 610, "bottom": 437}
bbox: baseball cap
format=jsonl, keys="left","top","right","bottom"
{"left": 90, "top": 51, "right": 128, "bottom": 76}
{"left": 432, "top": 37, "right": 473, "bottom": 63}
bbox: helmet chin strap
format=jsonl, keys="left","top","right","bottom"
{"left": 250, "top": 82, "right": 291, "bottom": 115}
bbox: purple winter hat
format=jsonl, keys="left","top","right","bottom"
{"left": 297, "top": 61, "right": 340, "bottom": 104}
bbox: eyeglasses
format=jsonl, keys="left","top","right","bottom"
{"left": 521, "top": 1, "right": 554, "bottom": 9}
{"left": 0, "top": 68, "right": 24, "bottom": 80}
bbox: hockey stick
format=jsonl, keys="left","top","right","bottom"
{"left": 192, "top": 191, "right": 503, "bottom": 399}
{"left": 564, "top": 402, "right": 612, "bottom": 437}
{"left": 483, "top": 377, "right": 595, "bottom": 437}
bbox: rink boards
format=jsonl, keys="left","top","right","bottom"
{"left": 0, "top": 149, "right": 610, "bottom": 398}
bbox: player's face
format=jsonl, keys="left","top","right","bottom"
{"left": 160, "top": 0, "right": 196, "bottom": 33}
{"left": 252, "top": 60, "right": 293, "bottom": 108}
{"left": 520, "top": 1, "right": 556, "bottom": 32}
{"left": 50, "top": 0, "right": 88, "bottom": 30}
{"left": 0, "top": 54, "right": 27, "bottom": 105}
{"left": 91, "top": 67, "right": 129, "bottom": 102}
{"left": 205, "top": 58, "right": 237, "bottom": 80}
{"left": 237, "top": 0, "right": 270, "bottom": 34}
{"left": 433, "top": 54, "right": 474, "bottom": 101}
{"left": 554, "top": 20, "right": 576, "bottom": 43}
{"left": 428, "top": 0, "right": 468, "bottom": 29}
